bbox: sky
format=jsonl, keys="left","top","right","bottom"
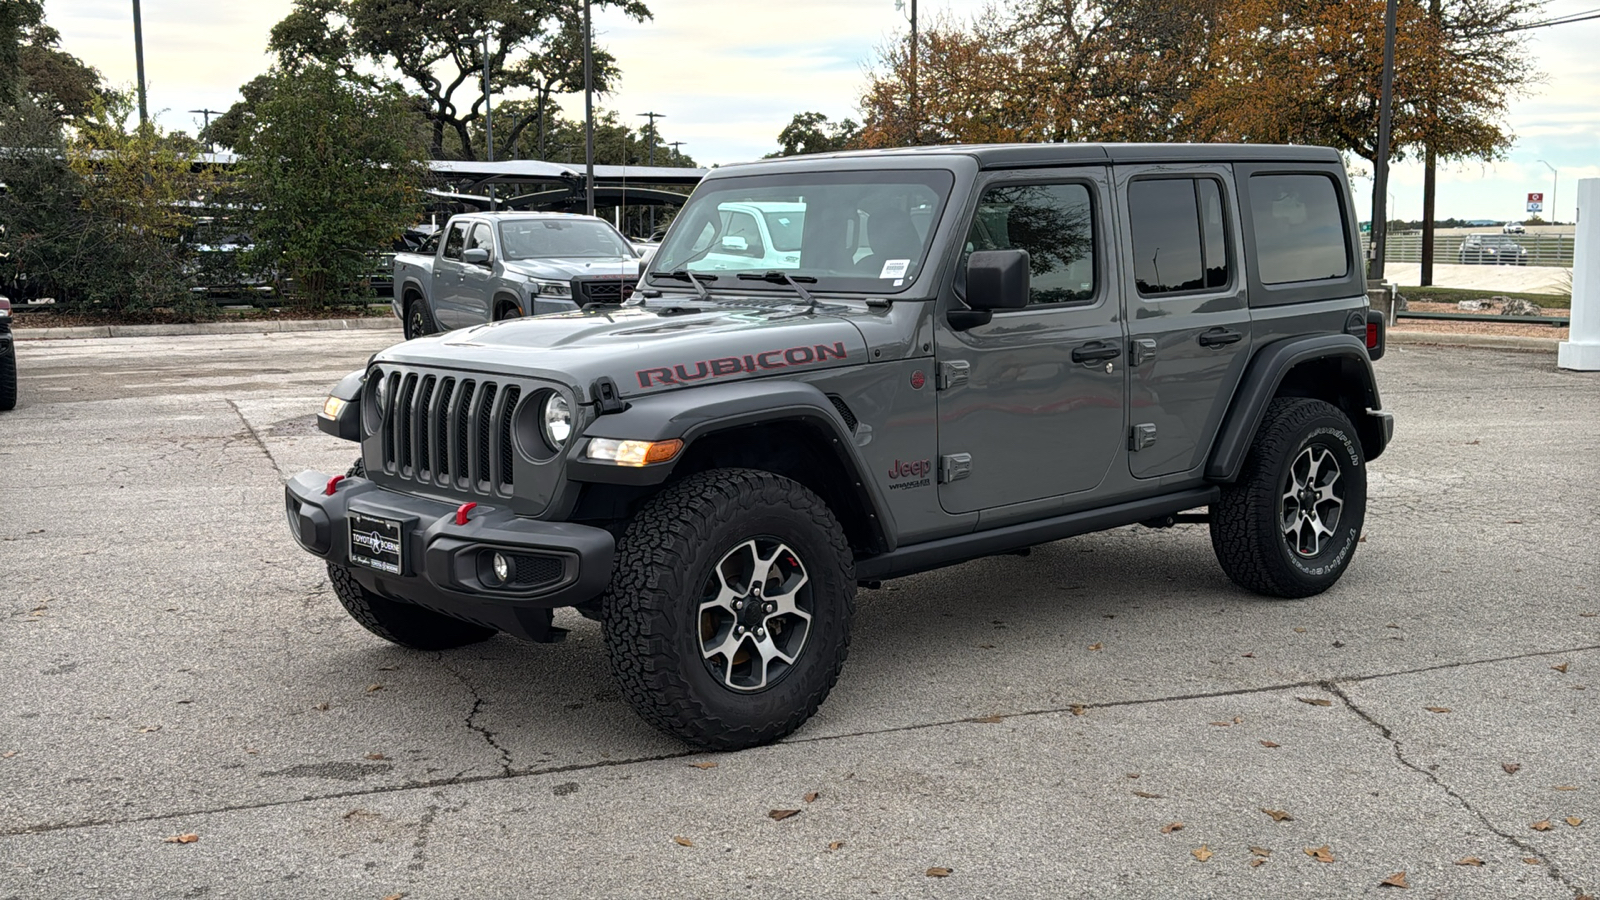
{"left": 49, "top": 0, "right": 1600, "bottom": 224}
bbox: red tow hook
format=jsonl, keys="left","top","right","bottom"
{"left": 324, "top": 475, "right": 346, "bottom": 496}
{"left": 454, "top": 502, "right": 478, "bottom": 526}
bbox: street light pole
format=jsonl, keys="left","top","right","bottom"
{"left": 188, "top": 108, "right": 224, "bottom": 153}
{"left": 895, "top": 0, "right": 918, "bottom": 144}
{"left": 638, "top": 111, "right": 664, "bottom": 232}
{"left": 483, "top": 29, "right": 494, "bottom": 163}
{"left": 1369, "top": 0, "right": 1399, "bottom": 282}
{"left": 131, "top": 0, "right": 148, "bottom": 130}
{"left": 1538, "top": 159, "right": 1558, "bottom": 225}
{"left": 583, "top": 0, "right": 594, "bottom": 217}
{"left": 668, "top": 141, "right": 684, "bottom": 164}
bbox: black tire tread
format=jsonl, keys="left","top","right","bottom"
{"left": 602, "top": 468, "right": 855, "bottom": 750}
{"left": 0, "top": 348, "right": 15, "bottom": 411}
{"left": 327, "top": 562, "right": 495, "bottom": 650}
{"left": 404, "top": 296, "right": 436, "bottom": 340}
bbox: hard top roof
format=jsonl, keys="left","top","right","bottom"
{"left": 720, "top": 142, "right": 1342, "bottom": 171}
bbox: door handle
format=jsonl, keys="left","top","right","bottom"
{"left": 1197, "top": 327, "right": 1243, "bottom": 348}
{"left": 1071, "top": 341, "right": 1122, "bottom": 364}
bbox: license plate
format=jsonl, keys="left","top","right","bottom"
{"left": 348, "top": 513, "right": 404, "bottom": 574}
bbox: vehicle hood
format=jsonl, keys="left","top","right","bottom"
{"left": 503, "top": 257, "right": 640, "bottom": 280}
{"left": 373, "top": 302, "right": 868, "bottom": 402}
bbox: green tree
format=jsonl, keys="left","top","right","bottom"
{"left": 0, "top": 0, "right": 109, "bottom": 120}
{"left": 766, "top": 112, "right": 862, "bottom": 157}
{"left": 236, "top": 64, "right": 428, "bottom": 307}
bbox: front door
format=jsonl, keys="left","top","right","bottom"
{"left": 432, "top": 221, "right": 470, "bottom": 329}
{"left": 935, "top": 169, "right": 1127, "bottom": 515}
{"left": 1116, "top": 166, "right": 1253, "bottom": 479}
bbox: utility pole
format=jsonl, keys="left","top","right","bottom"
{"left": 1369, "top": 0, "right": 1399, "bottom": 282}
{"left": 583, "top": 0, "right": 594, "bottom": 216}
{"left": 189, "top": 108, "right": 224, "bottom": 153}
{"left": 483, "top": 29, "right": 494, "bottom": 162}
{"left": 639, "top": 111, "right": 664, "bottom": 232}
{"left": 131, "top": 0, "right": 148, "bottom": 130}
{"left": 1420, "top": 0, "right": 1441, "bottom": 287}
{"left": 896, "top": 0, "right": 918, "bottom": 144}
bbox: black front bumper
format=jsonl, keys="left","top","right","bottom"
{"left": 285, "top": 471, "right": 614, "bottom": 641}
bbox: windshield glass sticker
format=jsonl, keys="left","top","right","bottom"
{"left": 879, "top": 259, "right": 910, "bottom": 279}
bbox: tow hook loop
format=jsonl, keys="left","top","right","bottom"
{"left": 324, "top": 475, "right": 345, "bottom": 496}
{"left": 454, "top": 502, "right": 478, "bottom": 526}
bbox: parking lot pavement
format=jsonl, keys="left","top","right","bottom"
{"left": 1, "top": 333, "right": 1596, "bottom": 899}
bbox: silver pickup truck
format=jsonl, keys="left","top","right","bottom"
{"left": 392, "top": 211, "right": 643, "bottom": 339}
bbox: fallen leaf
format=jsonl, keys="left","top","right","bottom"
{"left": 1088, "top": 643, "right": 1103, "bottom": 651}
{"left": 1581, "top": 612, "right": 1598, "bottom": 618}
{"left": 1132, "top": 791, "right": 1163, "bottom": 799}
{"left": 1249, "top": 846, "right": 1272, "bottom": 857}
{"left": 1293, "top": 627, "right": 1308, "bottom": 634}
{"left": 1, "top": 751, "right": 15, "bottom": 759}
{"left": 768, "top": 809, "right": 800, "bottom": 821}
{"left": 1126, "top": 773, "right": 1139, "bottom": 779}
{"left": 1241, "top": 652, "right": 1256, "bottom": 658}
{"left": 1554, "top": 785, "right": 1578, "bottom": 791}
{"left": 1298, "top": 697, "right": 1333, "bottom": 707}
{"left": 313, "top": 702, "right": 329, "bottom": 711}
{"left": 365, "top": 753, "right": 385, "bottom": 761}
{"left": 1358, "top": 535, "right": 1368, "bottom": 543}
{"left": 1261, "top": 808, "right": 1293, "bottom": 822}
{"left": 1259, "top": 740, "right": 1281, "bottom": 748}
{"left": 969, "top": 715, "right": 1005, "bottom": 724}
{"left": 1304, "top": 845, "right": 1335, "bottom": 863}
{"left": 978, "top": 643, "right": 995, "bottom": 649}
{"left": 1249, "top": 858, "right": 1267, "bottom": 868}
{"left": 378, "top": 665, "right": 399, "bottom": 671}
{"left": 343, "top": 809, "right": 377, "bottom": 820}
{"left": 1566, "top": 816, "right": 1584, "bottom": 827}
{"left": 382, "top": 894, "right": 404, "bottom": 900}
{"left": 1455, "top": 857, "right": 1483, "bottom": 867}
{"left": 138, "top": 725, "right": 162, "bottom": 733}
{"left": 1551, "top": 662, "right": 1569, "bottom": 674}
{"left": 1069, "top": 705, "right": 1086, "bottom": 716}
{"left": 688, "top": 762, "right": 718, "bottom": 770}
{"left": 1531, "top": 819, "right": 1553, "bottom": 831}
{"left": 1521, "top": 857, "right": 1541, "bottom": 865}
{"left": 163, "top": 833, "right": 199, "bottom": 844}
{"left": 1161, "top": 822, "right": 1184, "bottom": 834}
{"left": 804, "top": 792, "right": 820, "bottom": 804}
{"left": 1210, "top": 721, "right": 1233, "bottom": 727}
{"left": 1424, "top": 707, "right": 1452, "bottom": 714}
{"left": 672, "top": 836, "right": 694, "bottom": 847}
{"left": 1191, "top": 845, "right": 1214, "bottom": 862}
{"left": 365, "top": 684, "right": 383, "bottom": 693}
{"left": 1379, "top": 871, "right": 1409, "bottom": 889}
{"left": 1466, "top": 439, "right": 1480, "bottom": 445}
{"left": 827, "top": 841, "right": 845, "bottom": 851}
{"left": 925, "top": 867, "right": 952, "bottom": 878}
{"left": 1503, "top": 763, "right": 1522, "bottom": 775}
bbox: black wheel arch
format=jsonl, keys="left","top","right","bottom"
{"left": 567, "top": 381, "right": 893, "bottom": 556}
{"left": 1207, "top": 334, "right": 1387, "bottom": 482}
{"left": 492, "top": 292, "right": 524, "bottom": 319}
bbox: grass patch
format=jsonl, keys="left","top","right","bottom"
{"left": 1400, "top": 286, "right": 1570, "bottom": 309}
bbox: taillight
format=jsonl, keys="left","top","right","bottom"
{"left": 1366, "top": 323, "right": 1378, "bottom": 349}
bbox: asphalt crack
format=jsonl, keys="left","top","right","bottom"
{"left": 226, "top": 398, "right": 284, "bottom": 479}
{"left": 439, "top": 657, "right": 514, "bottom": 777}
{"left": 1327, "top": 681, "right": 1586, "bottom": 896}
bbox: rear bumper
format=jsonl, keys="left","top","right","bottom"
{"left": 285, "top": 470, "right": 614, "bottom": 635}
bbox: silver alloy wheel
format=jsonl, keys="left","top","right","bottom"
{"left": 698, "top": 538, "right": 812, "bottom": 692}
{"left": 1280, "top": 445, "right": 1344, "bottom": 557}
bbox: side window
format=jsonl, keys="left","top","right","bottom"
{"left": 467, "top": 222, "right": 494, "bottom": 259}
{"left": 442, "top": 223, "right": 468, "bottom": 261}
{"left": 964, "top": 182, "right": 1096, "bottom": 306}
{"left": 1248, "top": 173, "right": 1349, "bottom": 284}
{"left": 1128, "top": 177, "right": 1231, "bottom": 296}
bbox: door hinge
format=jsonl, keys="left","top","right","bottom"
{"left": 939, "top": 453, "right": 972, "bottom": 484}
{"left": 937, "top": 360, "right": 970, "bottom": 390}
{"left": 1130, "top": 423, "right": 1158, "bottom": 452}
{"left": 1130, "top": 338, "right": 1157, "bottom": 367}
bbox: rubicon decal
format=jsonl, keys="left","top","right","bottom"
{"left": 636, "top": 341, "right": 849, "bottom": 388}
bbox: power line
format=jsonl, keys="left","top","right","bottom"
{"left": 1469, "top": 7, "right": 1600, "bottom": 36}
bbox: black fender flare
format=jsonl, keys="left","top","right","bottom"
{"left": 1206, "top": 334, "right": 1385, "bottom": 482}
{"left": 566, "top": 380, "right": 895, "bottom": 551}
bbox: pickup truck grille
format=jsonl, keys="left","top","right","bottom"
{"left": 574, "top": 277, "right": 636, "bottom": 305}
{"left": 373, "top": 369, "right": 523, "bottom": 497}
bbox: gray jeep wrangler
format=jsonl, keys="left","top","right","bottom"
{"left": 286, "top": 143, "right": 1392, "bottom": 750}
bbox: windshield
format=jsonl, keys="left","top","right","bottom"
{"left": 499, "top": 219, "right": 636, "bottom": 261}
{"left": 648, "top": 169, "right": 956, "bottom": 294}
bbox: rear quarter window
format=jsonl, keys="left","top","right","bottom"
{"left": 1248, "top": 173, "right": 1349, "bottom": 285}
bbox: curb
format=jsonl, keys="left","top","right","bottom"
{"left": 13, "top": 317, "right": 400, "bottom": 341}
{"left": 1388, "top": 329, "right": 1559, "bottom": 354}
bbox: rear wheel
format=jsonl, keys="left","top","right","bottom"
{"left": 1210, "top": 398, "right": 1367, "bottom": 598}
{"left": 403, "top": 296, "right": 436, "bottom": 340}
{"left": 602, "top": 469, "right": 855, "bottom": 750}
{"left": 327, "top": 563, "right": 496, "bottom": 650}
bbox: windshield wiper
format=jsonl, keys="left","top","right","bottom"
{"left": 738, "top": 271, "right": 819, "bottom": 311}
{"left": 649, "top": 269, "right": 715, "bottom": 299}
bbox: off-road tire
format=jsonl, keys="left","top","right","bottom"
{"left": 327, "top": 562, "right": 496, "bottom": 650}
{"left": 403, "top": 297, "right": 436, "bottom": 340}
{"left": 346, "top": 456, "right": 366, "bottom": 478}
{"left": 0, "top": 346, "right": 15, "bottom": 411}
{"left": 601, "top": 468, "right": 855, "bottom": 750}
{"left": 1210, "top": 398, "right": 1367, "bottom": 599}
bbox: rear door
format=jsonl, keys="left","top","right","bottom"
{"left": 934, "top": 168, "right": 1127, "bottom": 515}
{"left": 1116, "top": 166, "right": 1252, "bottom": 479}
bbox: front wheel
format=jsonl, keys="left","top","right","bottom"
{"left": 602, "top": 469, "right": 855, "bottom": 750}
{"left": 1210, "top": 398, "right": 1368, "bottom": 598}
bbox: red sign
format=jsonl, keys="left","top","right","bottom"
{"left": 1528, "top": 192, "right": 1544, "bottom": 203}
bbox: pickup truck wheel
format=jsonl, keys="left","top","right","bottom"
{"left": 493, "top": 299, "right": 523, "bottom": 321}
{"left": 1210, "top": 398, "right": 1367, "bottom": 599}
{"left": 0, "top": 347, "right": 16, "bottom": 411}
{"left": 326, "top": 562, "right": 496, "bottom": 650}
{"left": 403, "top": 298, "right": 436, "bottom": 340}
{"left": 602, "top": 469, "right": 855, "bottom": 750}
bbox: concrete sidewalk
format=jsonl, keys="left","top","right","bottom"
{"left": 10, "top": 316, "right": 399, "bottom": 341}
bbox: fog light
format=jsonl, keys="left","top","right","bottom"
{"left": 492, "top": 552, "right": 511, "bottom": 584}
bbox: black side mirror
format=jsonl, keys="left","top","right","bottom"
{"left": 950, "top": 249, "right": 1030, "bottom": 330}
{"left": 463, "top": 247, "right": 490, "bottom": 265}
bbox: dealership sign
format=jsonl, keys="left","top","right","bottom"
{"left": 1528, "top": 192, "right": 1544, "bottom": 213}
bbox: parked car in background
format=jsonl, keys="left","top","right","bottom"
{"left": 1502, "top": 222, "right": 1526, "bottom": 234}
{"left": 392, "top": 212, "right": 643, "bottom": 340}
{"left": 0, "top": 295, "right": 16, "bottom": 411}
{"left": 1458, "top": 234, "right": 1528, "bottom": 265}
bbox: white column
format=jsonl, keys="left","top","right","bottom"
{"left": 1558, "top": 178, "right": 1600, "bottom": 370}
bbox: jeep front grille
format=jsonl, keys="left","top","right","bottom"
{"left": 375, "top": 371, "right": 520, "bottom": 495}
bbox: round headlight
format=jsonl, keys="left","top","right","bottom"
{"left": 374, "top": 375, "right": 390, "bottom": 412}
{"left": 541, "top": 394, "right": 572, "bottom": 448}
